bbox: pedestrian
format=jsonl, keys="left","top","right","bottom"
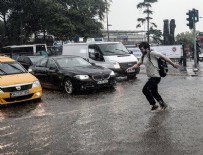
{"left": 127, "top": 42, "right": 179, "bottom": 111}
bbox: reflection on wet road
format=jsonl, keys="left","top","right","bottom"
{"left": 1, "top": 75, "right": 203, "bottom": 154}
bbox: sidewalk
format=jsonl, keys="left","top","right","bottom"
{"left": 140, "top": 60, "right": 203, "bottom": 77}
{"left": 180, "top": 60, "right": 203, "bottom": 77}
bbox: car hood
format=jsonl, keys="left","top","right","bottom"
{"left": 104, "top": 54, "right": 138, "bottom": 63}
{"left": 0, "top": 73, "right": 37, "bottom": 86}
{"left": 61, "top": 65, "right": 111, "bottom": 75}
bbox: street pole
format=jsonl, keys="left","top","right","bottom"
{"left": 20, "top": 0, "right": 23, "bottom": 45}
{"left": 106, "top": 11, "right": 109, "bottom": 41}
{"left": 193, "top": 20, "right": 198, "bottom": 72}
{"left": 105, "top": 0, "right": 110, "bottom": 41}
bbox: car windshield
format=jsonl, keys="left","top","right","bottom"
{"left": 29, "top": 56, "right": 45, "bottom": 64}
{"left": 56, "top": 57, "right": 91, "bottom": 68}
{"left": 97, "top": 43, "right": 129, "bottom": 56}
{"left": 0, "top": 62, "right": 27, "bottom": 75}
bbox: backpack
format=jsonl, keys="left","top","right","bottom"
{"left": 142, "top": 51, "right": 168, "bottom": 77}
{"left": 157, "top": 57, "right": 168, "bottom": 77}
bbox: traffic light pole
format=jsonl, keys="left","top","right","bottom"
{"left": 193, "top": 21, "right": 198, "bottom": 72}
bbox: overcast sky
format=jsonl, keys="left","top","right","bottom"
{"left": 104, "top": 0, "right": 203, "bottom": 35}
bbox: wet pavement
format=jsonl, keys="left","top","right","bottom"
{"left": 1, "top": 70, "right": 203, "bottom": 154}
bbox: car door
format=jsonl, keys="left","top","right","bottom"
{"left": 46, "top": 58, "right": 61, "bottom": 89}
{"left": 34, "top": 58, "right": 48, "bottom": 86}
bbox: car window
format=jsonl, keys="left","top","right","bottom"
{"left": 56, "top": 57, "right": 91, "bottom": 68}
{"left": 17, "top": 56, "right": 24, "bottom": 62}
{"left": 36, "top": 58, "right": 48, "bottom": 67}
{"left": 47, "top": 59, "right": 56, "bottom": 69}
{"left": 24, "top": 57, "right": 31, "bottom": 64}
{"left": 0, "top": 62, "right": 27, "bottom": 75}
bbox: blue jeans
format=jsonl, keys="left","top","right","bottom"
{"left": 142, "top": 77, "right": 164, "bottom": 105}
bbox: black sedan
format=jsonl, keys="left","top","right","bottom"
{"left": 29, "top": 55, "right": 116, "bottom": 94}
{"left": 17, "top": 55, "right": 46, "bottom": 70}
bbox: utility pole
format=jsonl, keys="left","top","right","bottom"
{"left": 105, "top": 0, "right": 110, "bottom": 41}
{"left": 20, "top": 0, "right": 23, "bottom": 45}
{"left": 186, "top": 8, "right": 199, "bottom": 72}
{"left": 106, "top": 9, "right": 109, "bottom": 41}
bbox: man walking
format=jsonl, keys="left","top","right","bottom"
{"left": 127, "top": 42, "right": 179, "bottom": 111}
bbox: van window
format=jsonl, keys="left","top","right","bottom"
{"left": 36, "top": 45, "right": 46, "bottom": 53}
{"left": 97, "top": 43, "right": 129, "bottom": 56}
{"left": 1, "top": 44, "right": 47, "bottom": 58}
{"left": 88, "top": 45, "right": 103, "bottom": 61}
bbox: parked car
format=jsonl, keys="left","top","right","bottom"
{"left": 17, "top": 55, "right": 46, "bottom": 70}
{"left": 29, "top": 55, "right": 116, "bottom": 94}
{"left": 125, "top": 45, "right": 142, "bottom": 60}
{"left": 0, "top": 56, "right": 42, "bottom": 105}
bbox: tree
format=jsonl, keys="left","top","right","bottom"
{"left": 136, "top": 0, "right": 160, "bottom": 43}
{"left": 176, "top": 31, "right": 193, "bottom": 47}
{"left": 0, "top": 0, "right": 109, "bottom": 45}
{"left": 58, "top": 0, "right": 107, "bottom": 40}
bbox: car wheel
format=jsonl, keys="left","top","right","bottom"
{"left": 64, "top": 78, "right": 74, "bottom": 94}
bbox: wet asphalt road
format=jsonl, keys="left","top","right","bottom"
{"left": 1, "top": 74, "right": 203, "bottom": 155}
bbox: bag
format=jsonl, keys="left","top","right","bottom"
{"left": 157, "top": 58, "right": 168, "bottom": 77}
{"left": 146, "top": 51, "right": 168, "bottom": 77}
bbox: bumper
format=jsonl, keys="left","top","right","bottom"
{"left": 73, "top": 77, "right": 116, "bottom": 91}
{"left": 111, "top": 67, "right": 140, "bottom": 77}
{"left": 0, "top": 86, "right": 42, "bottom": 105}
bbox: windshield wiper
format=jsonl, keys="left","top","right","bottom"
{"left": 115, "top": 49, "right": 129, "bottom": 54}
{"left": 104, "top": 50, "right": 115, "bottom": 53}
{"left": 0, "top": 68, "right": 7, "bottom": 75}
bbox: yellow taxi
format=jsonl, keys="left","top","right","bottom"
{"left": 0, "top": 56, "right": 42, "bottom": 105}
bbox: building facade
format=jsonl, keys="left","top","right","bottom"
{"left": 197, "top": 32, "right": 203, "bottom": 48}
{"left": 102, "top": 30, "right": 146, "bottom": 45}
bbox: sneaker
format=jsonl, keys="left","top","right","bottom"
{"left": 159, "top": 101, "right": 168, "bottom": 110}
{"left": 150, "top": 105, "right": 159, "bottom": 111}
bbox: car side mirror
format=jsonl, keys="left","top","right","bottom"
{"left": 128, "top": 50, "right": 133, "bottom": 54}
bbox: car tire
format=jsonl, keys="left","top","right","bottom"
{"left": 64, "top": 78, "right": 74, "bottom": 94}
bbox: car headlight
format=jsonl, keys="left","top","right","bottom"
{"left": 74, "top": 75, "right": 90, "bottom": 80}
{"left": 32, "top": 80, "right": 41, "bottom": 88}
{"left": 28, "top": 68, "right": 32, "bottom": 72}
{"left": 110, "top": 71, "right": 115, "bottom": 76}
{"left": 113, "top": 62, "right": 120, "bottom": 69}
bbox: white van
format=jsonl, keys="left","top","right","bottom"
{"left": 62, "top": 42, "right": 140, "bottom": 79}
{"left": 1, "top": 44, "right": 48, "bottom": 60}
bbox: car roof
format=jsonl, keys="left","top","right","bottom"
{"left": 49, "top": 55, "right": 81, "bottom": 59}
{"left": 0, "top": 56, "right": 15, "bottom": 62}
{"left": 18, "top": 55, "right": 45, "bottom": 58}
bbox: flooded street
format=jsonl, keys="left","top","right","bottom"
{"left": 1, "top": 74, "right": 203, "bottom": 155}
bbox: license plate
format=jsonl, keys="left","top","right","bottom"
{"left": 10, "top": 90, "right": 29, "bottom": 98}
{"left": 97, "top": 80, "right": 108, "bottom": 84}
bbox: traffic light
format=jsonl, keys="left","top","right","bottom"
{"left": 193, "top": 9, "right": 199, "bottom": 23}
{"left": 186, "top": 10, "right": 193, "bottom": 29}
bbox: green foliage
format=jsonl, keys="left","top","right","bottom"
{"left": 0, "top": 21, "right": 3, "bottom": 35}
{"left": 136, "top": 0, "right": 162, "bottom": 43}
{"left": 176, "top": 31, "right": 193, "bottom": 47}
{"left": 0, "top": 0, "right": 109, "bottom": 45}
